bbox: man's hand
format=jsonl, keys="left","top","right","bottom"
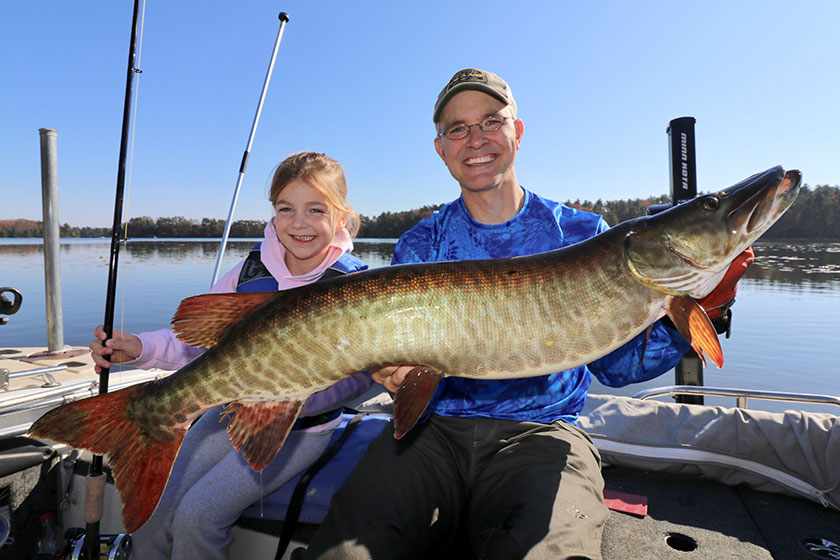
{"left": 371, "top": 365, "right": 417, "bottom": 394}
{"left": 698, "top": 247, "right": 755, "bottom": 334}
{"left": 89, "top": 325, "right": 142, "bottom": 374}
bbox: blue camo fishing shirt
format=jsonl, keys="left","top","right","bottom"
{"left": 392, "top": 187, "right": 690, "bottom": 425}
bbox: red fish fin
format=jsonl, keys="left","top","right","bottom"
{"left": 171, "top": 292, "right": 275, "bottom": 348}
{"left": 27, "top": 384, "right": 188, "bottom": 533}
{"left": 222, "top": 400, "right": 303, "bottom": 471}
{"left": 393, "top": 366, "right": 442, "bottom": 439}
{"left": 666, "top": 296, "right": 724, "bottom": 369}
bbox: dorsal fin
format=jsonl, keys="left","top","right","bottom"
{"left": 171, "top": 292, "right": 275, "bottom": 348}
{"left": 665, "top": 295, "right": 724, "bottom": 369}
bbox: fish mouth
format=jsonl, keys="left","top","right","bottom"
{"left": 724, "top": 167, "right": 802, "bottom": 239}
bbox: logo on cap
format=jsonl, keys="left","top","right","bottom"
{"left": 445, "top": 69, "right": 488, "bottom": 92}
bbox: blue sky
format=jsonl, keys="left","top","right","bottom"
{"left": 3, "top": 1, "right": 838, "bottom": 228}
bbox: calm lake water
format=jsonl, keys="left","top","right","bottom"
{"left": 2, "top": 238, "right": 839, "bottom": 415}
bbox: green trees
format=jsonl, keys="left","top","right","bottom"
{"left": 762, "top": 185, "right": 840, "bottom": 240}
{"left": 564, "top": 185, "right": 840, "bottom": 240}
{"left": 2, "top": 185, "right": 838, "bottom": 239}
{"left": 565, "top": 195, "right": 670, "bottom": 226}
{"left": 0, "top": 219, "right": 43, "bottom": 237}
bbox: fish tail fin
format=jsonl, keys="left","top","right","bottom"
{"left": 28, "top": 384, "right": 187, "bottom": 532}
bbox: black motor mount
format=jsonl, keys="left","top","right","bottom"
{"left": 0, "top": 287, "right": 22, "bottom": 326}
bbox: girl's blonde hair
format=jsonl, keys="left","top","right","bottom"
{"left": 268, "top": 152, "right": 360, "bottom": 237}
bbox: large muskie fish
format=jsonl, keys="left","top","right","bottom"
{"left": 30, "top": 166, "right": 800, "bottom": 531}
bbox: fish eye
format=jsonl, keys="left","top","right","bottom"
{"left": 702, "top": 196, "right": 721, "bottom": 211}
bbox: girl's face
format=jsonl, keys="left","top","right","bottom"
{"left": 273, "top": 179, "right": 345, "bottom": 276}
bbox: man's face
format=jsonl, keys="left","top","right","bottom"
{"left": 434, "top": 90, "right": 523, "bottom": 194}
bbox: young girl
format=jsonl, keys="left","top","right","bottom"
{"left": 89, "top": 152, "right": 372, "bottom": 559}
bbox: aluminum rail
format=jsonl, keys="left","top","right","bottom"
{"left": 0, "top": 380, "right": 97, "bottom": 414}
{"left": 0, "top": 372, "right": 165, "bottom": 415}
{"left": 633, "top": 385, "right": 840, "bottom": 410}
{"left": 1, "top": 364, "right": 66, "bottom": 389}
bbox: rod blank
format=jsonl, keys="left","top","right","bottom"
{"left": 210, "top": 13, "right": 291, "bottom": 287}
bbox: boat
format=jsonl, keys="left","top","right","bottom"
{"left": 0, "top": 343, "right": 161, "bottom": 558}
{"left": 2, "top": 327, "right": 840, "bottom": 559}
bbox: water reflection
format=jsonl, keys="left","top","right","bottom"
{"left": 0, "top": 238, "right": 399, "bottom": 270}
{"left": 5, "top": 238, "right": 840, "bottom": 276}
{"left": 351, "top": 240, "right": 400, "bottom": 268}
{"left": 123, "top": 239, "right": 291, "bottom": 261}
{"left": 748, "top": 242, "right": 840, "bottom": 286}
{"left": 0, "top": 243, "right": 43, "bottom": 257}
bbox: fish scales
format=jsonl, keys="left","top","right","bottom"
{"left": 149, "top": 226, "right": 656, "bottom": 432}
{"left": 104, "top": 219, "right": 679, "bottom": 438}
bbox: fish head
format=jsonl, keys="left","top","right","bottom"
{"left": 625, "top": 166, "right": 801, "bottom": 298}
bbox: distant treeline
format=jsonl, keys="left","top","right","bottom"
{"left": 3, "top": 185, "right": 838, "bottom": 240}
{"left": 564, "top": 184, "right": 840, "bottom": 240}
{"left": 357, "top": 204, "right": 444, "bottom": 238}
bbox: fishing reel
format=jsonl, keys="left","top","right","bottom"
{"left": 60, "top": 529, "right": 131, "bottom": 560}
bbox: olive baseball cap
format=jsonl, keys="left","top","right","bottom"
{"left": 433, "top": 68, "right": 517, "bottom": 123}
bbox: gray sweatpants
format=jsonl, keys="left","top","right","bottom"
{"left": 304, "top": 415, "right": 608, "bottom": 560}
{"left": 132, "top": 404, "right": 334, "bottom": 560}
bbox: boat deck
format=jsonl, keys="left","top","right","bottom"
{"left": 600, "top": 465, "right": 840, "bottom": 560}
{"left": 236, "top": 465, "right": 840, "bottom": 559}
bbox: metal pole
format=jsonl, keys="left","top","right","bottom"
{"left": 38, "top": 128, "right": 64, "bottom": 353}
{"left": 210, "top": 12, "right": 290, "bottom": 287}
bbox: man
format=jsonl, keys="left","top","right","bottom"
{"left": 303, "top": 68, "right": 746, "bottom": 559}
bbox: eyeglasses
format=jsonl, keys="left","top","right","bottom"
{"left": 437, "top": 115, "right": 512, "bottom": 141}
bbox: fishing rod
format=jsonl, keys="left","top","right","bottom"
{"left": 210, "top": 12, "right": 291, "bottom": 288}
{"left": 88, "top": 0, "right": 143, "bottom": 556}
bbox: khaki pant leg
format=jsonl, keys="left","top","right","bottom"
{"left": 466, "top": 420, "right": 609, "bottom": 560}
{"left": 304, "top": 417, "right": 469, "bottom": 560}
